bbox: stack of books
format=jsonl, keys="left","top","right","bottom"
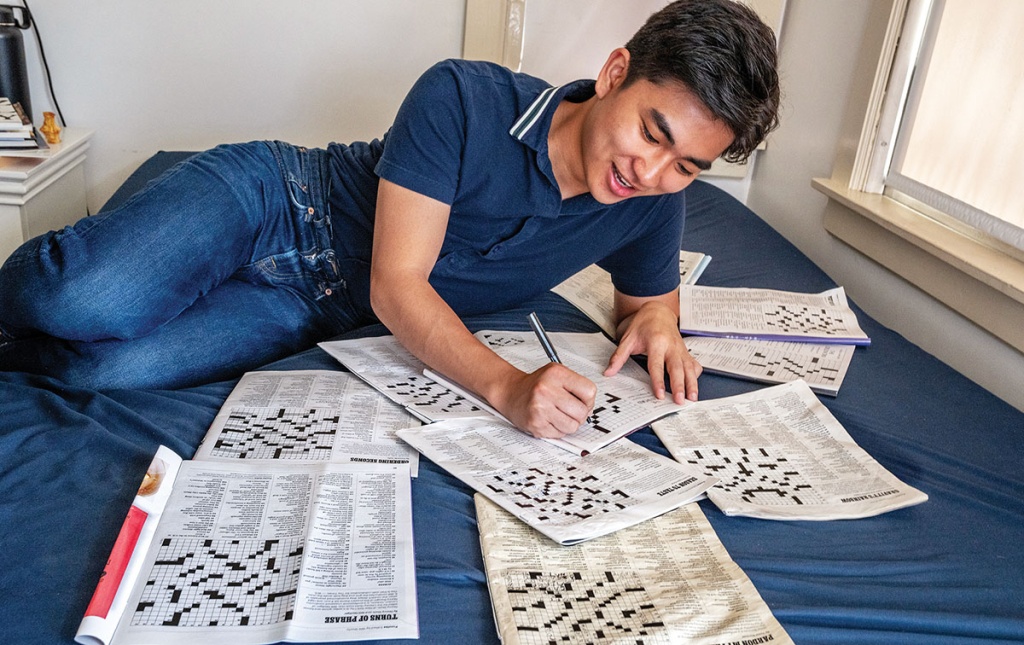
{"left": 0, "top": 97, "right": 46, "bottom": 154}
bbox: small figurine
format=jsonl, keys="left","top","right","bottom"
{"left": 39, "top": 111, "right": 61, "bottom": 144}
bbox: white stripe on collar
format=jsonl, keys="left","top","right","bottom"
{"left": 509, "top": 85, "right": 560, "bottom": 140}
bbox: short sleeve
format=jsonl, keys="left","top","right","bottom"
{"left": 598, "top": 191, "right": 686, "bottom": 298}
{"left": 375, "top": 60, "right": 467, "bottom": 205}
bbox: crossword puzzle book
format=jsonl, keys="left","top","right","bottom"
{"left": 679, "top": 285, "right": 871, "bottom": 345}
{"left": 682, "top": 336, "right": 856, "bottom": 396}
{"left": 75, "top": 446, "right": 418, "bottom": 645}
{"left": 475, "top": 495, "right": 793, "bottom": 645}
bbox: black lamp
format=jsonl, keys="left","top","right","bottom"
{"left": 0, "top": 4, "right": 32, "bottom": 121}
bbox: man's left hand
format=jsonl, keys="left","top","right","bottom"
{"left": 604, "top": 299, "right": 701, "bottom": 403}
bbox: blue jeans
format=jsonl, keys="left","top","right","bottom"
{"left": 0, "top": 141, "right": 365, "bottom": 389}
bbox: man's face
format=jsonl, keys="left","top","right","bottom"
{"left": 581, "top": 51, "right": 735, "bottom": 205}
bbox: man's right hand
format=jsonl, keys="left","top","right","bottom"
{"left": 493, "top": 363, "right": 597, "bottom": 439}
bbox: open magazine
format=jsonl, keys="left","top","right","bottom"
{"left": 653, "top": 380, "right": 928, "bottom": 520}
{"left": 476, "top": 494, "right": 793, "bottom": 645}
{"left": 76, "top": 450, "right": 417, "bottom": 645}
{"left": 396, "top": 416, "right": 716, "bottom": 545}
{"left": 75, "top": 371, "right": 423, "bottom": 645}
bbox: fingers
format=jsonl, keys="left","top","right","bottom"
{"left": 665, "top": 350, "right": 702, "bottom": 403}
{"left": 517, "top": 364, "right": 596, "bottom": 439}
{"left": 603, "top": 342, "right": 631, "bottom": 378}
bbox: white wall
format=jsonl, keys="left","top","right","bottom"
{"left": 20, "top": 0, "right": 466, "bottom": 211}
{"left": 746, "top": 0, "right": 1024, "bottom": 411}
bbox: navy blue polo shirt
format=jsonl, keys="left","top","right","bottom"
{"left": 326, "top": 59, "right": 686, "bottom": 318}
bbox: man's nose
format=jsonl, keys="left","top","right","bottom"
{"left": 635, "top": 151, "right": 675, "bottom": 188}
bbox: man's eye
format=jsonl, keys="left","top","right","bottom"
{"left": 677, "top": 163, "right": 694, "bottom": 177}
{"left": 642, "top": 123, "right": 658, "bottom": 143}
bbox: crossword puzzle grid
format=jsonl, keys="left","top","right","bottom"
{"left": 486, "top": 467, "right": 631, "bottom": 521}
{"left": 211, "top": 407, "right": 337, "bottom": 459}
{"left": 749, "top": 350, "right": 842, "bottom": 383}
{"left": 385, "top": 374, "right": 483, "bottom": 418}
{"left": 586, "top": 392, "right": 627, "bottom": 435}
{"left": 131, "top": 537, "right": 303, "bottom": 627}
{"left": 761, "top": 304, "right": 850, "bottom": 336}
{"left": 505, "top": 570, "right": 669, "bottom": 645}
{"left": 685, "top": 447, "right": 820, "bottom": 505}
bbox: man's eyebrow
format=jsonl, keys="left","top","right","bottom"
{"left": 650, "top": 108, "right": 714, "bottom": 172}
{"left": 687, "top": 156, "right": 713, "bottom": 172}
{"left": 650, "top": 108, "right": 676, "bottom": 146}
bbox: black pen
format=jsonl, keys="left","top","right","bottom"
{"left": 527, "top": 311, "right": 561, "bottom": 364}
{"left": 527, "top": 312, "right": 593, "bottom": 424}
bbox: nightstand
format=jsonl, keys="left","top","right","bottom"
{"left": 0, "top": 128, "right": 93, "bottom": 264}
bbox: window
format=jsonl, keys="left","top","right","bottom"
{"left": 814, "top": 0, "right": 1024, "bottom": 356}
{"left": 861, "top": 0, "right": 1024, "bottom": 255}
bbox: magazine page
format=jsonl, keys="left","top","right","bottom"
{"left": 475, "top": 495, "right": 793, "bottom": 645}
{"left": 107, "top": 461, "right": 418, "bottom": 644}
{"left": 194, "top": 370, "right": 420, "bottom": 476}
{"left": 679, "top": 285, "right": 871, "bottom": 345}
{"left": 473, "top": 330, "right": 688, "bottom": 455}
{"left": 397, "top": 416, "right": 716, "bottom": 545}
{"left": 76, "top": 447, "right": 183, "bottom": 645}
{"left": 653, "top": 380, "right": 928, "bottom": 520}
{"left": 319, "top": 337, "right": 489, "bottom": 422}
{"left": 683, "top": 336, "right": 856, "bottom": 396}
{"left": 551, "top": 251, "right": 710, "bottom": 338}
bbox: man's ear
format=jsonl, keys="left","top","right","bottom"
{"left": 594, "top": 47, "right": 631, "bottom": 99}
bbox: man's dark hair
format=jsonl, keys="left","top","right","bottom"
{"left": 624, "top": 0, "right": 781, "bottom": 163}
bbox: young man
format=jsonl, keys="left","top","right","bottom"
{"left": 0, "top": 0, "right": 779, "bottom": 439}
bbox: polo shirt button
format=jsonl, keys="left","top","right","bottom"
{"left": 308, "top": 207, "right": 315, "bottom": 215}
{"left": 325, "top": 288, "right": 333, "bottom": 296}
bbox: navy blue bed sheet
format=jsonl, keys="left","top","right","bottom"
{"left": 1, "top": 151, "right": 1022, "bottom": 645}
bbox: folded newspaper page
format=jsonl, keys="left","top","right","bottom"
{"left": 319, "top": 337, "right": 489, "bottom": 423}
{"left": 551, "top": 251, "right": 711, "bottom": 338}
{"left": 77, "top": 454, "right": 418, "bottom": 645}
{"left": 194, "top": 370, "right": 421, "bottom": 476}
{"left": 653, "top": 380, "right": 928, "bottom": 520}
{"left": 679, "top": 285, "right": 871, "bottom": 345}
{"left": 683, "top": 336, "right": 855, "bottom": 396}
{"left": 397, "top": 416, "right": 716, "bottom": 545}
{"left": 472, "top": 330, "right": 688, "bottom": 455}
{"left": 475, "top": 495, "right": 793, "bottom": 645}
{"left": 324, "top": 332, "right": 687, "bottom": 456}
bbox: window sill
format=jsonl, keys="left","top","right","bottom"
{"left": 813, "top": 177, "right": 1024, "bottom": 353}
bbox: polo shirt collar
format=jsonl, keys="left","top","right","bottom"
{"left": 509, "top": 79, "right": 596, "bottom": 208}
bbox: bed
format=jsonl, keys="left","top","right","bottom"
{"left": 2, "top": 151, "right": 1022, "bottom": 645}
